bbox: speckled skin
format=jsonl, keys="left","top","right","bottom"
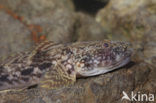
{"left": 0, "top": 40, "right": 132, "bottom": 91}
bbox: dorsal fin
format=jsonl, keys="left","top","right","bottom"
{"left": 33, "top": 40, "right": 60, "bottom": 54}
{"left": 28, "top": 41, "right": 60, "bottom": 60}
{"left": 34, "top": 41, "right": 57, "bottom": 52}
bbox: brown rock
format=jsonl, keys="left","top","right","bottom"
{"left": 144, "top": 42, "right": 156, "bottom": 58}
{"left": 0, "top": 11, "right": 32, "bottom": 61}
{"left": 74, "top": 13, "right": 108, "bottom": 41}
{"left": 96, "top": 0, "right": 156, "bottom": 42}
{"left": 0, "top": 0, "right": 76, "bottom": 43}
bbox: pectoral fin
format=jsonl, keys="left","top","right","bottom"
{"left": 39, "top": 63, "right": 76, "bottom": 89}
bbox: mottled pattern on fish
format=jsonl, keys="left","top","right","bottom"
{"left": 0, "top": 40, "right": 132, "bottom": 91}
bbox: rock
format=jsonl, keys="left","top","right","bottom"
{"left": 0, "top": 0, "right": 108, "bottom": 44}
{"left": 143, "top": 42, "right": 156, "bottom": 58}
{"left": 74, "top": 13, "right": 108, "bottom": 41}
{"left": 96, "top": 0, "right": 156, "bottom": 42}
{"left": 0, "top": 0, "right": 75, "bottom": 43}
{"left": 0, "top": 11, "right": 32, "bottom": 61}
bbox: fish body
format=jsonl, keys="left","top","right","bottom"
{"left": 0, "top": 40, "right": 132, "bottom": 91}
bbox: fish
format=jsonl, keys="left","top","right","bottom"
{"left": 0, "top": 40, "right": 132, "bottom": 91}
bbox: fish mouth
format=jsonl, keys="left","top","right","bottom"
{"left": 110, "top": 48, "right": 132, "bottom": 70}
{"left": 112, "top": 56, "right": 131, "bottom": 70}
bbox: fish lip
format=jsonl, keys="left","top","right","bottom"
{"left": 120, "top": 56, "right": 131, "bottom": 66}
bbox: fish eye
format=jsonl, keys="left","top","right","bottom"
{"left": 104, "top": 43, "right": 109, "bottom": 47}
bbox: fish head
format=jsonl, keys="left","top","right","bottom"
{"left": 75, "top": 40, "right": 132, "bottom": 77}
